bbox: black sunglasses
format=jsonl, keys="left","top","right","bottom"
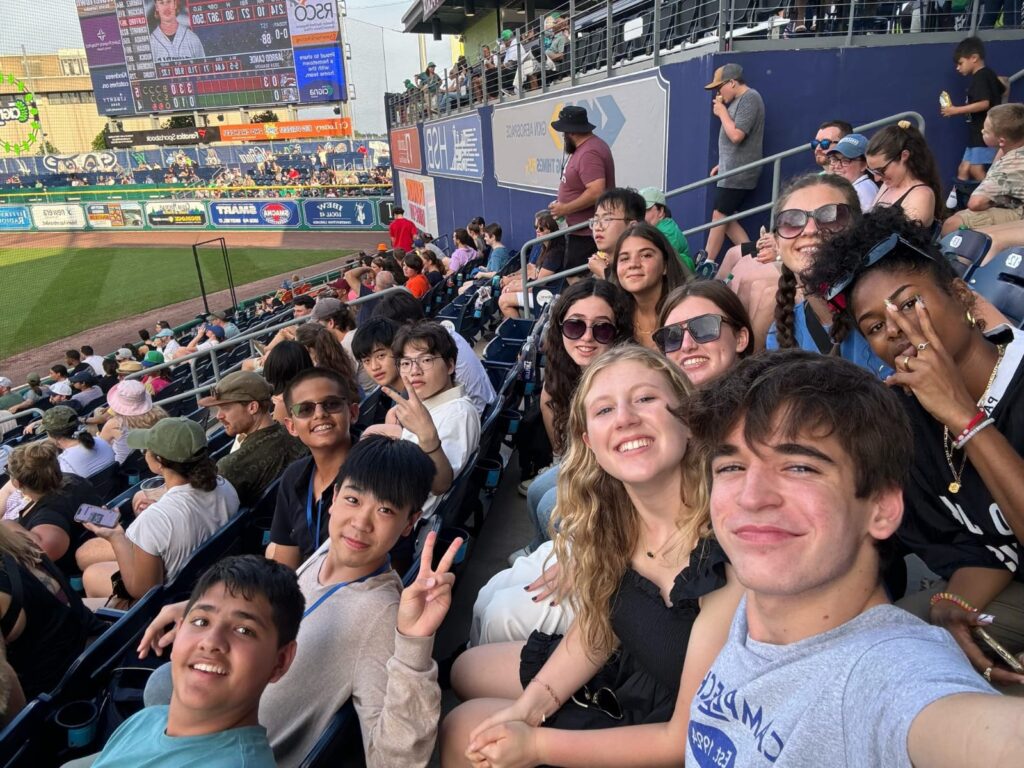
{"left": 653, "top": 313, "right": 731, "bottom": 353}
{"left": 571, "top": 686, "right": 623, "bottom": 720}
{"left": 775, "top": 203, "right": 852, "bottom": 240}
{"left": 810, "top": 138, "right": 835, "bottom": 150}
{"left": 825, "top": 233, "right": 940, "bottom": 304}
{"left": 560, "top": 318, "right": 618, "bottom": 345}
{"left": 289, "top": 396, "right": 348, "bottom": 419}
{"left": 866, "top": 157, "right": 896, "bottom": 178}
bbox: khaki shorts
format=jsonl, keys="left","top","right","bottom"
{"left": 957, "top": 207, "right": 1023, "bottom": 228}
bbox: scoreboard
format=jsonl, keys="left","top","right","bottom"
{"left": 75, "top": 0, "right": 347, "bottom": 116}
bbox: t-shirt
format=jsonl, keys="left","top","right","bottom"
{"left": 18, "top": 474, "right": 102, "bottom": 576}
{"left": 389, "top": 217, "right": 418, "bottom": 252}
{"left": 58, "top": 436, "right": 116, "bottom": 478}
{"left": 0, "top": 392, "right": 21, "bottom": 410}
{"left": 537, "top": 236, "right": 567, "bottom": 274}
{"left": 84, "top": 355, "right": 106, "bottom": 376}
{"left": 853, "top": 172, "right": 879, "bottom": 211}
{"left": 450, "top": 330, "right": 497, "bottom": 415}
{"left": 656, "top": 217, "right": 693, "bottom": 270}
{"left": 973, "top": 146, "right": 1024, "bottom": 217}
{"left": 71, "top": 386, "right": 104, "bottom": 410}
{"left": 717, "top": 88, "right": 765, "bottom": 190}
{"left": 485, "top": 245, "right": 511, "bottom": 273}
{"left": 557, "top": 134, "right": 615, "bottom": 231}
{"left": 405, "top": 272, "right": 431, "bottom": 299}
{"left": 269, "top": 455, "right": 338, "bottom": 561}
{"left": 216, "top": 422, "right": 308, "bottom": 508}
{"left": 966, "top": 67, "right": 1006, "bottom": 148}
{"left": 356, "top": 282, "right": 379, "bottom": 326}
{"left": 93, "top": 705, "right": 276, "bottom": 767}
{"left": 125, "top": 478, "right": 239, "bottom": 582}
{"left": 686, "top": 598, "right": 994, "bottom": 768}
{"left": 426, "top": 270, "right": 444, "bottom": 287}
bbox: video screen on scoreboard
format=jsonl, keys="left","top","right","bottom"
{"left": 75, "top": 0, "right": 346, "bottom": 116}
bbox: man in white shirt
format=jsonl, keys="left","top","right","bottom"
{"left": 81, "top": 345, "right": 106, "bottom": 377}
{"left": 153, "top": 329, "right": 181, "bottom": 359}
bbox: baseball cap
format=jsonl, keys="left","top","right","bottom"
{"left": 126, "top": 417, "right": 208, "bottom": 463}
{"left": 501, "top": 29, "right": 513, "bottom": 40}
{"left": 204, "top": 324, "right": 226, "bottom": 340}
{"left": 206, "top": 312, "right": 226, "bottom": 322}
{"left": 197, "top": 372, "right": 273, "bottom": 407}
{"left": 142, "top": 350, "right": 165, "bottom": 367}
{"left": 154, "top": 329, "right": 175, "bottom": 339}
{"left": 827, "top": 133, "right": 869, "bottom": 159}
{"left": 413, "top": 238, "right": 425, "bottom": 249}
{"left": 115, "top": 348, "right": 134, "bottom": 361}
{"left": 705, "top": 63, "right": 744, "bottom": 90}
{"left": 0, "top": 377, "right": 11, "bottom": 388}
{"left": 26, "top": 373, "right": 40, "bottom": 385}
{"left": 41, "top": 405, "right": 79, "bottom": 435}
{"left": 639, "top": 187, "right": 667, "bottom": 209}
{"left": 50, "top": 380, "right": 73, "bottom": 397}
{"left": 70, "top": 370, "right": 97, "bottom": 385}
{"left": 309, "top": 297, "right": 344, "bottom": 323}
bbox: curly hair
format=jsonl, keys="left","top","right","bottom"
{"left": 293, "top": 323, "right": 360, "bottom": 402}
{"left": 771, "top": 174, "right": 862, "bottom": 349}
{"left": 865, "top": 122, "right": 945, "bottom": 223}
{"left": 7, "top": 441, "right": 63, "bottom": 496}
{"left": 550, "top": 346, "right": 711, "bottom": 661}
{"left": 156, "top": 452, "right": 219, "bottom": 493}
{"left": 607, "top": 222, "right": 692, "bottom": 314}
{"left": 542, "top": 279, "right": 635, "bottom": 454}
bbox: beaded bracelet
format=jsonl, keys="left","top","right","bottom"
{"left": 954, "top": 411, "right": 987, "bottom": 443}
{"left": 954, "top": 418, "right": 994, "bottom": 450}
{"left": 530, "top": 676, "right": 563, "bottom": 711}
{"left": 930, "top": 592, "right": 977, "bottom": 612}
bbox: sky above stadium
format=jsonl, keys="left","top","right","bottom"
{"left": 0, "top": 0, "right": 452, "bottom": 135}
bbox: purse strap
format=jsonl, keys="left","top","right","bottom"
{"left": 803, "top": 304, "right": 836, "bottom": 356}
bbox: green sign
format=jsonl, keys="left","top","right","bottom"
{"left": 0, "top": 72, "right": 42, "bottom": 155}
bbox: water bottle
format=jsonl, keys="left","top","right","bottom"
{"left": 522, "top": 338, "right": 535, "bottom": 383}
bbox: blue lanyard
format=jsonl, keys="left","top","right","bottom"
{"left": 306, "top": 475, "right": 325, "bottom": 550}
{"left": 303, "top": 557, "right": 391, "bottom": 618}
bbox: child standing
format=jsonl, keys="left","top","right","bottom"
{"left": 942, "top": 37, "right": 1006, "bottom": 182}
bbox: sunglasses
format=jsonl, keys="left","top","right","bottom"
{"left": 571, "top": 686, "right": 622, "bottom": 720}
{"left": 810, "top": 138, "right": 836, "bottom": 150}
{"left": 653, "top": 313, "right": 731, "bottom": 353}
{"left": 775, "top": 203, "right": 852, "bottom": 239}
{"left": 825, "top": 233, "right": 940, "bottom": 304}
{"left": 866, "top": 157, "right": 896, "bottom": 178}
{"left": 560, "top": 318, "right": 618, "bottom": 345}
{"left": 288, "top": 396, "right": 348, "bottom": 419}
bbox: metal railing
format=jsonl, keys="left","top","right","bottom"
{"left": 516, "top": 109, "right": 926, "bottom": 317}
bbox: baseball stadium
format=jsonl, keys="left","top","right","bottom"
{"left": 1, "top": 0, "right": 1024, "bottom": 765}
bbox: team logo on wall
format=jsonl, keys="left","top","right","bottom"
{"left": 0, "top": 73, "right": 43, "bottom": 155}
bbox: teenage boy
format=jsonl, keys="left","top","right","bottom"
{"left": 138, "top": 436, "right": 464, "bottom": 767}
{"left": 198, "top": 372, "right": 307, "bottom": 507}
{"left": 585, "top": 187, "right": 646, "bottom": 279}
{"left": 352, "top": 318, "right": 403, "bottom": 425}
{"left": 686, "top": 350, "right": 1015, "bottom": 768}
{"left": 943, "top": 37, "right": 1006, "bottom": 182}
{"left": 88, "top": 555, "right": 301, "bottom": 767}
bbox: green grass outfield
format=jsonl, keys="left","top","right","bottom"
{"left": 0, "top": 246, "right": 351, "bottom": 358}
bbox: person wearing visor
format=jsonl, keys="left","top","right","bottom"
{"left": 825, "top": 133, "right": 879, "bottom": 211}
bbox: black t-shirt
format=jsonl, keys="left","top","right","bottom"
{"left": 68, "top": 363, "right": 91, "bottom": 376}
{"left": 356, "top": 283, "right": 379, "bottom": 326}
{"left": 966, "top": 67, "right": 1005, "bottom": 147}
{"left": 98, "top": 374, "right": 118, "bottom": 394}
{"left": 18, "top": 474, "right": 102, "bottom": 577}
{"left": 426, "top": 270, "right": 444, "bottom": 287}
{"left": 270, "top": 455, "right": 337, "bottom": 562}
{"left": 538, "top": 236, "right": 567, "bottom": 274}
{"left": 899, "top": 327, "right": 1024, "bottom": 581}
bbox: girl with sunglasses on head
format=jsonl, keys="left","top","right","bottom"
{"left": 767, "top": 173, "right": 893, "bottom": 378}
{"left": 865, "top": 121, "right": 945, "bottom": 229}
{"left": 444, "top": 346, "right": 741, "bottom": 768}
{"left": 499, "top": 212, "right": 567, "bottom": 320}
{"left": 806, "top": 205, "right": 1024, "bottom": 690}
{"left": 654, "top": 281, "right": 754, "bottom": 387}
{"left": 608, "top": 222, "right": 692, "bottom": 350}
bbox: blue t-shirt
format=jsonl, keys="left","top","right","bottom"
{"left": 485, "top": 245, "right": 511, "bottom": 273}
{"left": 92, "top": 705, "right": 276, "bottom": 767}
{"left": 766, "top": 301, "right": 894, "bottom": 379}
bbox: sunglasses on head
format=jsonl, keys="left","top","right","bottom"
{"left": 653, "top": 313, "right": 731, "bottom": 353}
{"left": 289, "top": 396, "right": 348, "bottom": 419}
{"left": 825, "top": 233, "right": 940, "bottom": 305}
{"left": 560, "top": 318, "right": 618, "bottom": 345}
{"left": 810, "top": 138, "right": 835, "bottom": 150}
{"left": 775, "top": 203, "right": 852, "bottom": 240}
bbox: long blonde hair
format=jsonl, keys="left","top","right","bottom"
{"left": 550, "top": 345, "right": 711, "bottom": 660}
{"left": 119, "top": 404, "right": 169, "bottom": 432}
{"left": 0, "top": 520, "right": 43, "bottom": 569}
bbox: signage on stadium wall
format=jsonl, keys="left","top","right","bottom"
{"left": 490, "top": 72, "right": 669, "bottom": 193}
{"left": 218, "top": 119, "right": 353, "bottom": 142}
{"left": 0, "top": 71, "right": 42, "bottom": 156}
{"left": 30, "top": 204, "right": 87, "bottom": 230}
{"left": 210, "top": 200, "right": 301, "bottom": 227}
{"left": 144, "top": 200, "right": 208, "bottom": 227}
{"left": 423, "top": 114, "right": 484, "bottom": 182}
{"left": 399, "top": 172, "right": 438, "bottom": 237}
{"left": 302, "top": 199, "right": 378, "bottom": 229}
{"left": 105, "top": 127, "right": 222, "bottom": 149}
{"left": 85, "top": 202, "right": 144, "bottom": 228}
{"left": 389, "top": 127, "right": 423, "bottom": 173}
{"left": 0, "top": 205, "right": 32, "bottom": 231}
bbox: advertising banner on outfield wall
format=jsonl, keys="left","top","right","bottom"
{"left": 302, "top": 199, "right": 378, "bottom": 229}
{"left": 31, "top": 204, "right": 87, "bottom": 230}
{"left": 210, "top": 200, "right": 301, "bottom": 228}
{"left": 423, "top": 114, "right": 485, "bottom": 182}
{"left": 390, "top": 126, "right": 423, "bottom": 173}
{"left": 0, "top": 205, "right": 32, "bottom": 231}
{"left": 490, "top": 73, "right": 669, "bottom": 192}
{"left": 85, "top": 202, "right": 144, "bottom": 228}
{"left": 144, "top": 201, "right": 208, "bottom": 227}
{"left": 106, "top": 128, "right": 222, "bottom": 149}
{"left": 399, "top": 173, "right": 438, "bottom": 237}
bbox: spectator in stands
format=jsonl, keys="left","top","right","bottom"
{"left": 478, "top": 223, "right": 511, "bottom": 276}
{"left": 866, "top": 121, "right": 944, "bottom": 228}
{"left": 812, "top": 120, "right": 853, "bottom": 169}
{"left": 64, "top": 350, "right": 90, "bottom": 376}
{"left": 139, "top": 329, "right": 152, "bottom": 346}
{"left": 117, "top": 360, "right": 144, "bottom": 377}
{"left": 826, "top": 133, "right": 879, "bottom": 211}
{"left": 544, "top": 13, "right": 570, "bottom": 77}
{"left": 7, "top": 441, "right": 102, "bottom": 577}
{"left": 472, "top": 44, "right": 501, "bottom": 102}
{"left": 447, "top": 228, "right": 479, "bottom": 274}
{"left": 468, "top": 217, "right": 489, "bottom": 258}
{"left": 0, "top": 377, "right": 21, "bottom": 414}
{"left": 655, "top": 281, "right": 754, "bottom": 387}
{"left": 100, "top": 380, "right": 169, "bottom": 464}
{"left": 42, "top": 405, "right": 116, "bottom": 478}
{"left": 261, "top": 341, "right": 313, "bottom": 427}
{"left": 389, "top": 206, "right": 418, "bottom": 252}
{"left": 447, "top": 346, "right": 739, "bottom": 767}
{"left": 80, "top": 345, "right": 105, "bottom": 376}
{"left": 142, "top": 352, "right": 172, "bottom": 397}
{"left": 149, "top": 0, "right": 206, "bottom": 62}
{"left": 198, "top": 372, "right": 307, "bottom": 508}
{"left": 294, "top": 321, "right": 363, "bottom": 399}
{"left": 375, "top": 252, "right": 407, "bottom": 286}
{"left": 353, "top": 317, "right": 403, "bottom": 416}
{"left": 373, "top": 292, "right": 496, "bottom": 415}
{"left": 944, "top": 37, "right": 1007, "bottom": 183}
{"left": 69, "top": 371, "right": 105, "bottom": 411}
{"left": 586, "top": 187, "right": 646, "bottom": 279}
{"left": 206, "top": 312, "right": 240, "bottom": 339}
{"left": 179, "top": 323, "right": 225, "bottom": 359}
{"left": 155, "top": 320, "right": 172, "bottom": 334}
{"left": 114, "top": 348, "right": 134, "bottom": 364}
{"left": 402, "top": 252, "right": 432, "bottom": 299}
{"left": 420, "top": 232, "right": 447, "bottom": 264}
{"left": 640, "top": 187, "right": 693, "bottom": 270}
{"left": 98, "top": 358, "right": 120, "bottom": 394}
{"left": 421, "top": 248, "right": 446, "bottom": 287}
{"left": 548, "top": 106, "right": 615, "bottom": 271}
{"left": 49, "top": 363, "right": 69, "bottom": 385}
{"left": 4, "top": 373, "right": 48, "bottom": 415}
{"left": 80, "top": 417, "right": 239, "bottom": 603}
{"left": 344, "top": 263, "right": 394, "bottom": 325}
{"left": 607, "top": 222, "right": 691, "bottom": 350}
{"left": 942, "top": 103, "right": 1024, "bottom": 235}
{"left": 807, "top": 206, "right": 1024, "bottom": 684}
{"left": 705, "top": 63, "right": 766, "bottom": 263}
{"left": 499, "top": 212, "right": 566, "bottom": 320}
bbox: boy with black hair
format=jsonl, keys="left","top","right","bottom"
{"left": 92, "top": 555, "right": 302, "bottom": 767}
{"left": 64, "top": 350, "right": 90, "bottom": 376}
{"left": 352, "top": 317, "right": 405, "bottom": 427}
{"left": 138, "top": 437, "right": 464, "bottom": 767}
{"left": 944, "top": 36, "right": 1006, "bottom": 182}
{"left": 586, "top": 187, "right": 646, "bottom": 278}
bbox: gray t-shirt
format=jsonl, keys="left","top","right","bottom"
{"left": 717, "top": 88, "right": 765, "bottom": 190}
{"left": 686, "top": 597, "right": 994, "bottom": 768}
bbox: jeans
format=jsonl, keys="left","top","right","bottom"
{"left": 527, "top": 463, "right": 560, "bottom": 551}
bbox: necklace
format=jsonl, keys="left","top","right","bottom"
{"left": 943, "top": 343, "right": 1006, "bottom": 494}
{"left": 633, "top": 321, "right": 655, "bottom": 337}
{"left": 644, "top": 527, "right": 682, "bottom": 559}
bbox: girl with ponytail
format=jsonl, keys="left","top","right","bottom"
{"left": 865, "top": 120, "right": 945, "bottom": 227}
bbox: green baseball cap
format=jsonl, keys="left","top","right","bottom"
{"left": 639, "top": 186, "right": 666, "bottom": 208}
{"left": 41, "top": 405, "right": 80, "bottom": 435}
{"left": 126, "top": 417, "right": 208, "bottom": 462}
{"left": 501, "top": 29, "right": 513, "bottom": 40}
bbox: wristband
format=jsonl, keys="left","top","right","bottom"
{"left": 954, "top": 411, "right": 987, "bottom": 443}
{"left": 529, "top": 676, "right": 562, "bottom": 712}
{"left": 422, "top": 441, "right": 443, "bottom": 455}
{"left": 929, "top": 591, "right": 977, "bottom": 613}
{"left": 954, "top": 418, "right": 994, "bottom": 450}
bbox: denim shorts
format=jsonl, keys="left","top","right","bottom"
{"left": 963, "top": 145, "right": 998, "bottom": 165}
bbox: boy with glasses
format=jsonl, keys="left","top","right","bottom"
{"left": 586, "top": 187, "right": 646, "bottom": 279}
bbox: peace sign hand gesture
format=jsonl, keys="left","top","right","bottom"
{"left": 382, "top": 384, "right": 442, "bottom": 453}
{"left": 397, "top": 530, "right": 464, "bottom": 638}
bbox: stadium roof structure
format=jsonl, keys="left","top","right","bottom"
{"left": 401, "top": 0, "right": 563, "bottom": 35}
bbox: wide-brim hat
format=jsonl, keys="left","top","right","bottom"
{"left": 107, "top": 380, "right": 153, "bottom": 417}
{"left": 550, "top": 105, "right": 595, "bottom": 133}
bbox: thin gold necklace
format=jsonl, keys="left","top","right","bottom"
{"left": 943, "top": 343, "right": 1005, "bottom": 493}
{"left": 644, "top": 527, "right": 682, "bottom": 559}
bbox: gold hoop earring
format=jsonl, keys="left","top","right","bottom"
{"left": 966, "top": 309, "right": 976, "bottom": 328}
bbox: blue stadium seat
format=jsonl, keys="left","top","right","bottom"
{"left": 0, "top": 696, "right": 51, "bottom": 767}
{"left": 241, "top": 479, "right": 281, "bottom": 555}
{"left": 965, "top": 246, "right": 1024, "bottom": 326}
{"left": 939, "top": 229, "right": 992, "bottom": 278}
{"left": 297, "top": 701, "right": 364, "bottom": 768}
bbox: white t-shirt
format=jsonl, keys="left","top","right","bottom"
{"left": 126, "top": 477, "right": 239, "bottom": 581}
{"left": 163, "top": 339, "right": 181, "bottom": 357}
{"left": 449, "top": 330, "right": 496, "bottom": 416}
{"left": 84, "top": 355, "right": 106, "bottom": 376}
{"left": 58, "top": 437, "right": 116, "bottom": 478}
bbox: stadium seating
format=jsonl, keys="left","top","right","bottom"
{"left": 965, "top": 246, "right": 1024, "bottom": 327}
{"left": 940, "top": 229, "right": 992, "bottom": 278}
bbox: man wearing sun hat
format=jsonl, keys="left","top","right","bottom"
{"left": 198, "top": 372, "right": 307, "bottom": 507}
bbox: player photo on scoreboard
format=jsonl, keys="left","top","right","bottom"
{"left": 149, "top": 0, "right": 206, "bottom": 62}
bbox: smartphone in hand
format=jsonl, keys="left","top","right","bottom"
{"left": 74, "top": 503, "right": 120, "bottom": 529}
